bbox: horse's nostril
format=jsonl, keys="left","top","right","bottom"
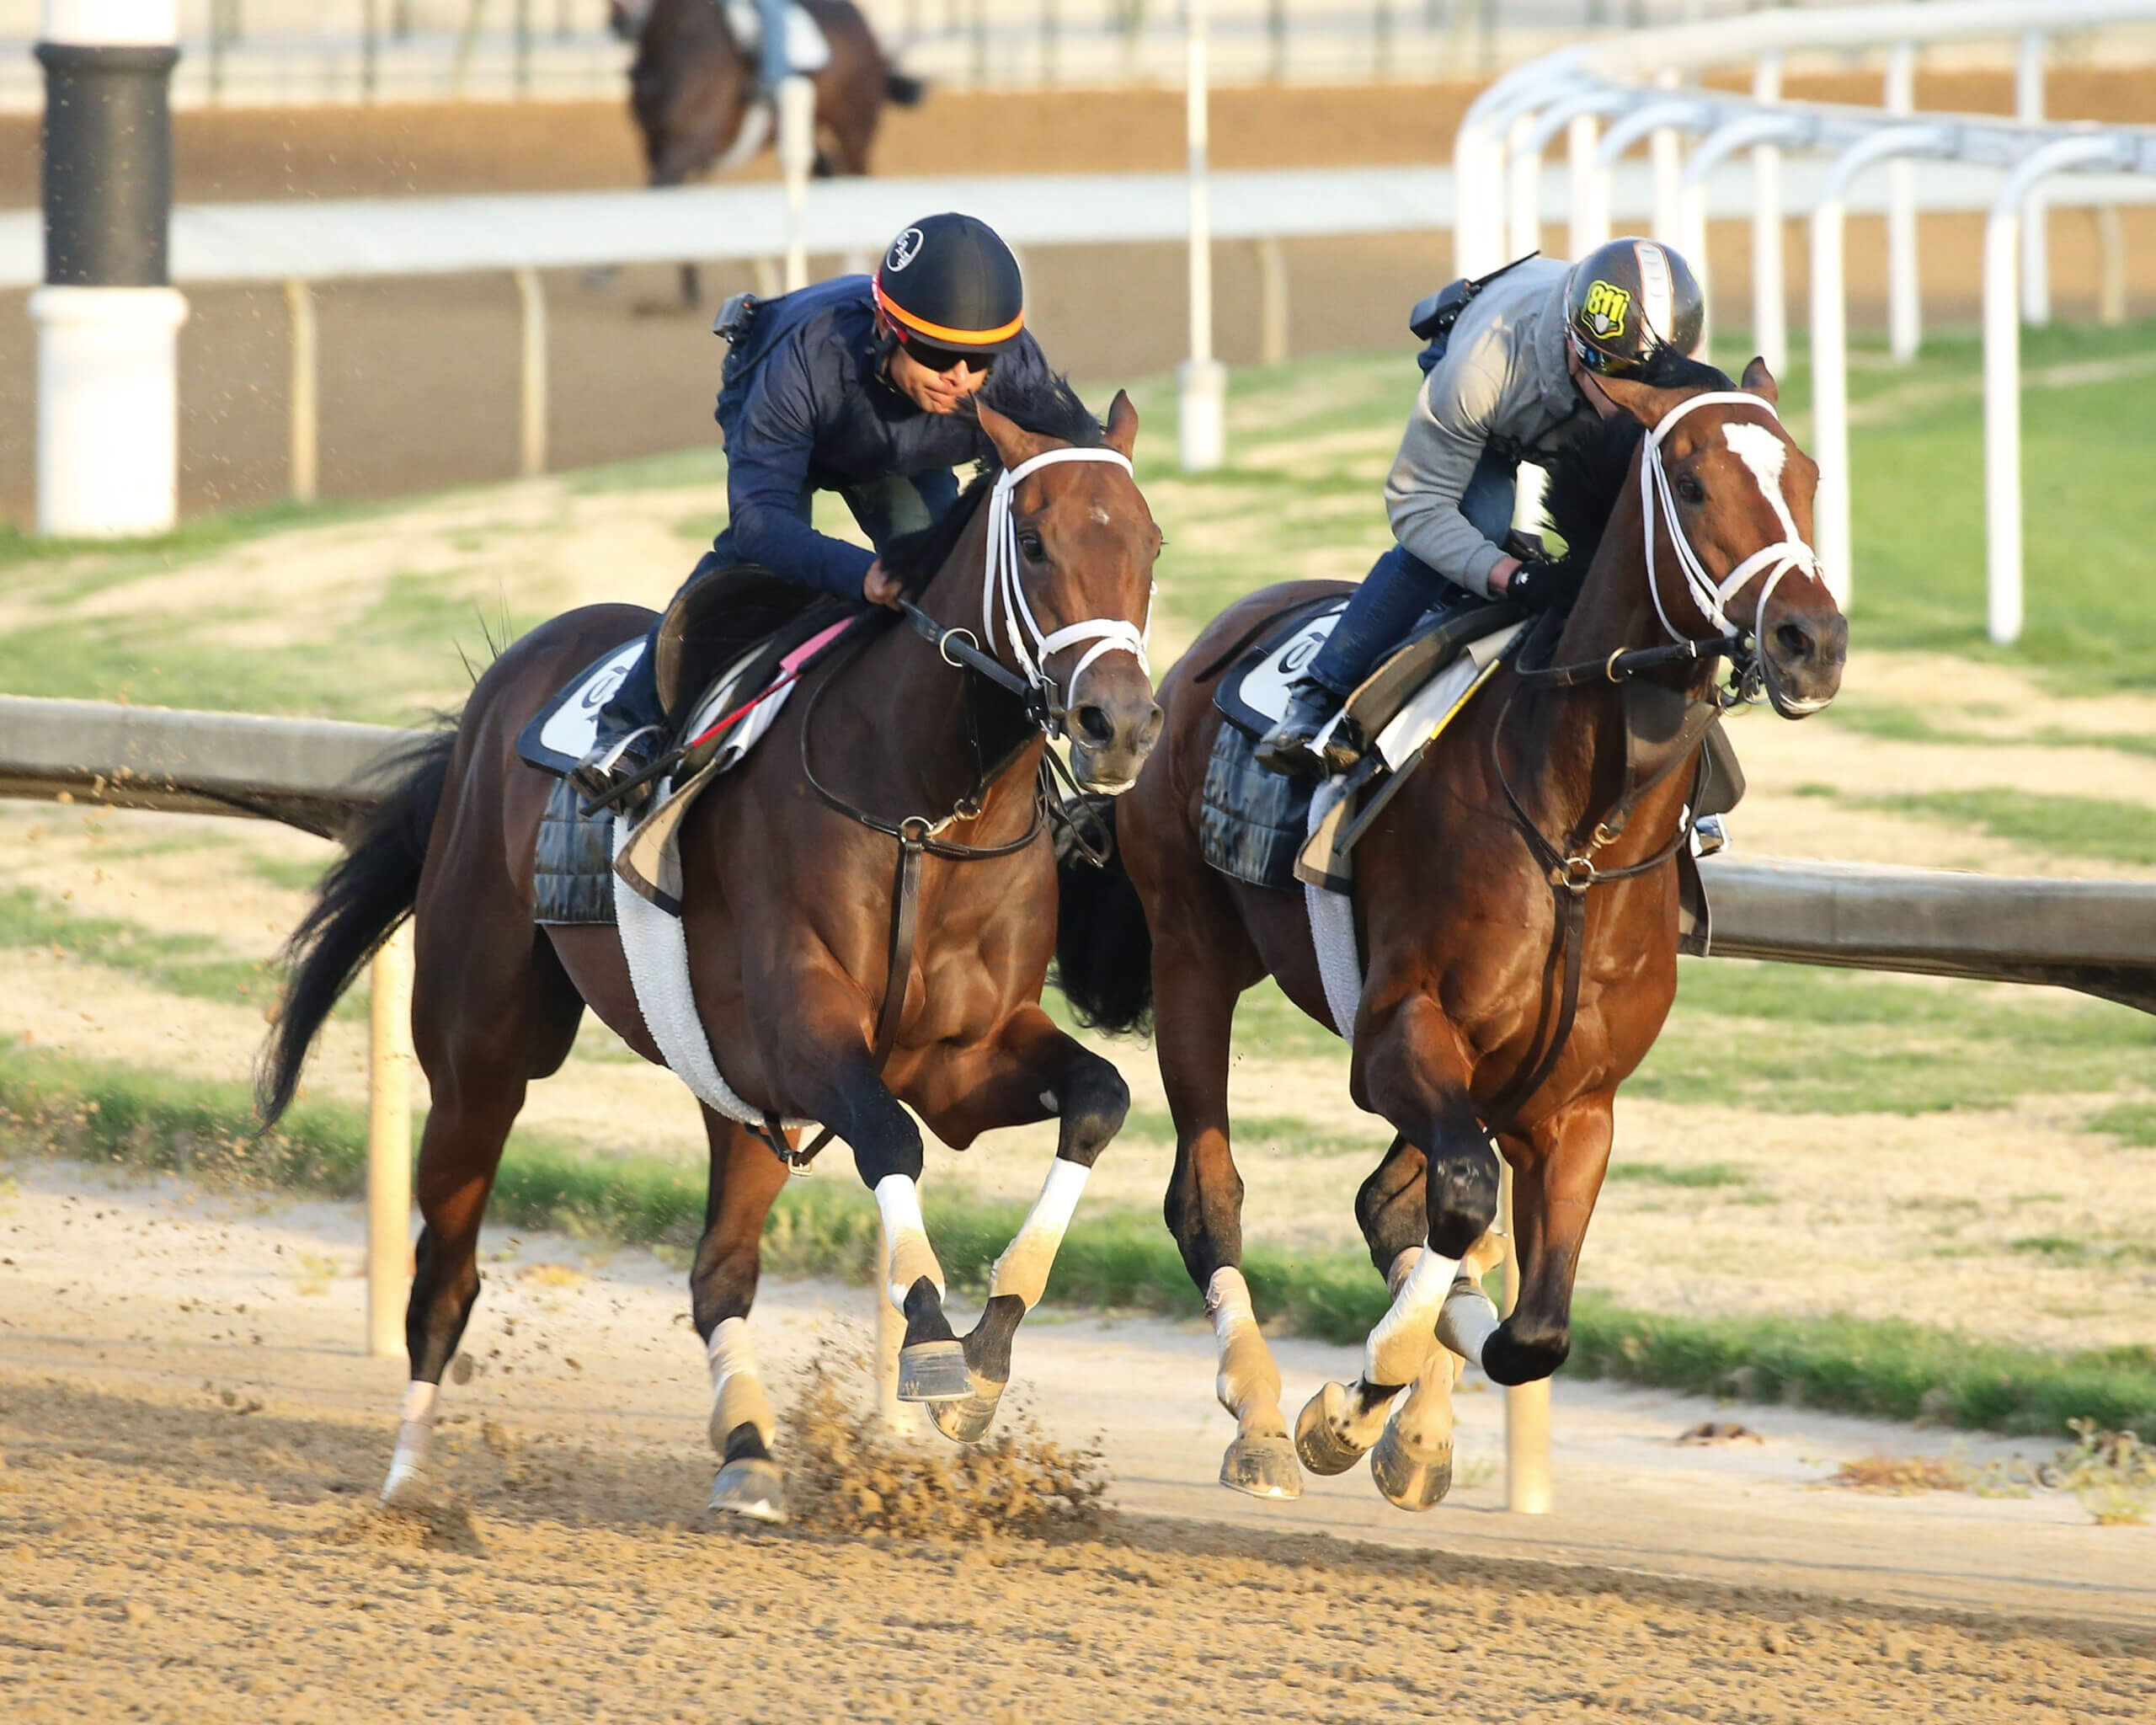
{"left": 1074, "top": 704, "right": 1116, "bottom": 745}
{"left": 1138, "top": 704, "right": 1165, "bottom": 752}
{"left": 1775, "top": 621, "right": 1815, "bottom": 662}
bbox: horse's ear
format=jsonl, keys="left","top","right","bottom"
{"left": 1739, "top": 355, "right": 1780, "bottom": 405}
{"left": 1102, "top": 389, "right": 1139, "bottom": 459}
{"left": 1593, "top": 375, "right": 1694, "bottom": 432}
{"left": 974, "top": 398, "right": 1052, "bottom": 470}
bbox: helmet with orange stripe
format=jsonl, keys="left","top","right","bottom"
{"left": 871, "top": 212, "right": 1027, "bottom": 372}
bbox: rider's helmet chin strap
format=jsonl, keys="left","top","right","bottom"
{"left": 1639, "top": 391, "right": 1823, "bottom": 653}
{"left": 981, "top": 447, "right": 1150, "bottom": 727}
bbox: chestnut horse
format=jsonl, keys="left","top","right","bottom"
{"left": 1054, "top": 352, "right": 1846, "bottom": 1507}
{"left": 260, "top": 383, "right": 1161, "bottom": 1521}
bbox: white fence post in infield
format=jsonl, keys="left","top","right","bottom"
{"left": 514, "top": 264, "right": 547, "bottom": 478}
{"left": 1177, "top": 0, "right": 1225, "bottom": 473}
{"left": 1884, "top": 40, "right": 1923, "bottom": 362}
{"left": 2016, "top": 29, "right": 2049, "bottom": 326}
{"left": 1985, "top": 134, "right": 2131, "bottom": 647}
{"left": 1498, "top": 1160, "right": 1551, "bottom": 1515}
{"left": 1750, "top": 50, "right": 1788, "bottom": 377}
{"left": 366, "top": 923, "right": 415, "bottom": 1359}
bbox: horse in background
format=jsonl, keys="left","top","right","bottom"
{"left": 612, "top": 0, "right": 924, "bottom": 302}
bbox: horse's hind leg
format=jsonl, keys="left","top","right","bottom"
{"left": 1145, "top": 896, "right": 1297, "bottom": 1499}
{"left": 690, "top": 1111, "right": 792, "bottom": 1521}
{"left": 383, "top": 928, "right": 583, "bottom": 1504}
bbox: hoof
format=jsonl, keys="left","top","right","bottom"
{"left": 895, "top": 1338, "right": 972, "bottom": 1402}
{"left": 1219, "top": 1433, "right": 1304, "bottom": 1501}
{"left": 379, "top": 1464, "right": 430, "bottom": 1509}
{"left": 1294, "top": 1381, "right": 1383, "bottom": 1477}
{"left": 707, "top": 1456, "right": 788, "bottom": 1523}
{"left": 1370, "top": 1419, "right": 1454, "bottom": 1513}
{"left": 927, "top": 1376, "right": 1006, "bottom": 1445}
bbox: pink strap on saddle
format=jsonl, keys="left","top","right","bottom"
{"left": 781, "top": 617, "right": 852, "bottom": 675}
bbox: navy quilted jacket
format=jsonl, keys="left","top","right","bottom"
{"left": 713, "top": 275, "right": 1054, "bottom": 598}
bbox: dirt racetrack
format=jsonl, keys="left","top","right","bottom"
{"left": 7, "top": 1169, "right": 2155, "bottom": 1722}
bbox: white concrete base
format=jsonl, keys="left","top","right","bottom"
{"left": 32, "top": 284, "right": 189, "bottom": 538}
{"left": 1177, "top": 356, "right": 1227, "bottom": 473}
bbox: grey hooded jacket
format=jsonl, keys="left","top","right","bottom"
{"left": 1384, "top": 256, "right": 1597, "bottom": 595}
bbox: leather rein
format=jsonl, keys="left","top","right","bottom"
{"left": 766, "top": 445, "right": 1146, "bottom": 1167}
{"left": 1473, "top": 392, "right": 1821, "bottom": 1140}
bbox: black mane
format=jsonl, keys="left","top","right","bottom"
{"left": 882, "top": 372, "right": 1102, "bottom": 595}
{"left": 1538, "top": 347, "right": 1734, "bottom": 581}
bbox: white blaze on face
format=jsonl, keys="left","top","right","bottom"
{"left": 1721, "top": 419, "right": 1800, "bottom": 547}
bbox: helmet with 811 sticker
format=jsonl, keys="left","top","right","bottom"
{"left": 871, "top": 211, "right": 1027, "bottom": 363}
{"left": 1563, "top": 238, "right": 1704, "bottom": 377}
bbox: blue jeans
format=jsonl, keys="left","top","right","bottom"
{"left": 595, "top": 473, "right": 943, "bottom": 741}
{"left": 1305, "top": 445, "right": 1519, "bottom": 698}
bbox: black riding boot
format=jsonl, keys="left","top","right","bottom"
{"left": 1255, "top": 679, "right": 1362, "bottom": 782}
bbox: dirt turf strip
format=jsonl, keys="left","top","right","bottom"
{"left": 3, "top": 1372, "right": 2151, "bottom": 1722}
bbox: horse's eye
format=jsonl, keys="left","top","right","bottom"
{"left": 1017, "top": 531, "right": 1045, "bottom": 561}
{"left": 1675, "top": 475, "right": 1706, "bottom": 506}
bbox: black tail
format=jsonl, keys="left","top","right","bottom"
{"left": 256, "top": 727, "right": 458, "bottom": 1129}
{"left": 884, "top": 71, "right": 926, "bottom": 106}
{"left": 1050, "top": 798, "right": 1155, "bottom": 1038}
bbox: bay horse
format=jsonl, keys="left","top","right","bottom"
{"left": 616, "top": 0, "right": 924, "bottom": 303}
{"left": 1054, "top": 352, "right": 1846, "bottom": 1507}
{"left": 259, "top": 382, "right": 1161, "bottom": 1521}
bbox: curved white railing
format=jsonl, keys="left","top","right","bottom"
{"left": 1452, "top": 1, "right": 2156, "bottom": 644}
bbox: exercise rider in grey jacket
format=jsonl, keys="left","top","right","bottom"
{"left": 1256, "top": 237, "right": 1706, "bottom": 780}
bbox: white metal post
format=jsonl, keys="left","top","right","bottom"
{"left": 1752, "top": 50, "right": 1785, "bottom": 377}
{"left": 1686, "top": 115, "right": 1812, "bottom": 371}
{"left": 1567, "top": 112, "right": 1605, "bottom": 260}
{"left": 514, "top": 265, "right": 547, "bottom": 478}
{"left": 1649, "top": 67, "right": 1683, "bottom": 244}
{"left": 285, "top": 277, "right": 318, "bottom": 505}
{"left": 776, "top": 72, "right": 816, "bottom": 292}
{"left": 1255, "top": 236, "right": 1289, "bottom": 366}
{"left": 1885, "top": 41, "right": 1921, "bottom": 362}
{"left": 1499, "top": 1161, "right": 1550, "bottom": 1515}
{"left": 1984, "top": 136, "right": 2125, "bottom": 647}
{"left": 1178, "top": 0, "right": 1225, "bottom": 473}
{"left": 2016, "top": 31, "right": 2047, "bottom": 327}
{"left": 366, "top": 924, "right": 415, "bottom": 1359}
{"left": 1809, "top": 126, "right": 1956, "bottom": 614}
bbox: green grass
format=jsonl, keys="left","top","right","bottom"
{"left": 2088, "top": 1100, "right": 2156, "bottom": 1146}
{"left": 1824, "top": 697, "right": 2156, "bottom": 761}
{"left": 1604, "top": 1160, "right": 1752, "bottom": 1188}
{"left": 1633, "top": 957, "right": 2156, "bottom": 1114}
{"left": 7, "top": 1042, "right": 2153, "bottom": 1440}
{"left": 1724, "top": 318, "right": 2156, "bottom": 690}
{"left": 1849, "top": 788, "right": 2156, "bottom": 868}
{"left": 0, "top": 885, "right": 282, "bottom": 1007}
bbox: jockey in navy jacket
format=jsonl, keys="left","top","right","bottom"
{"left": 574, "top": 212, "right": 1046, "bottom": 802}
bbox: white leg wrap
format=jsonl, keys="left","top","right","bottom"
{"left": 382, "top": 1379, "right": 439, "bottom": 1501}
{"left": 1436, "top": 1277, "right": 1502, "bottom": 1370}
{"left": 874, "top": 1174, "right": 943, "bottom": 1312}
{"left": 1364, "top": 1243, "right": 1460, "bottom": 1388}
{"left": 988, "top": 1157, "right": 1091, "bottom": 1310}
{"left": 706, "top": 1316, "right": 776, "bottom": 1449}
{"left": 1207, "top": 1266, "right": 1281, "bottom": 1421}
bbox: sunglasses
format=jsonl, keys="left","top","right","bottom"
{"left": 899, "top": 337, "right": 994, "bottom": 377}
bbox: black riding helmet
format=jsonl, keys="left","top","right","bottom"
{"left": 1563, "top": 238, "right": 1704, "bottom": 377}
{"left": 871, "top": 211, "right": 1027, "bottom": 370}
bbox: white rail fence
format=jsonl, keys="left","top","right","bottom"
{"left": 1450, "top": 0, "right": 2156, "bottom": 646}
{"left": 5, "top": 692, "right": 2154, "bottom": 1508}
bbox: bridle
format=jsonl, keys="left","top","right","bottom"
{"left": 1481, "top": 388, "right": 1824, "bottom": 1138}
{"left": 976, "top": 446, "right": 1150, "bottom": 726}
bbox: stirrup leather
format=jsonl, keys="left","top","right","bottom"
{"left": 568, "top": 724, "right": 662, "bottom": 800}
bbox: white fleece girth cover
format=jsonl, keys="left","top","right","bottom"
{"left": 611, "top": 817, "right": 814, "bottom": 1130}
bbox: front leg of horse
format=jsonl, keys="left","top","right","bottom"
{"left": 1477, "top": 1092, "right": 1615, "bottom": 1387}
{"left": 909, "top": 1010, "right": 1130, "bottom": 1442}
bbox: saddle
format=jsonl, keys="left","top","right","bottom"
{"left": 521, "top": 565, "right": 856, "bottom": 925}
{"left": 1200, "top": 590, "right": 1528, "bottom": 893}
{"left": 1198, "top": 592, "right": 1741, "bottom": 959}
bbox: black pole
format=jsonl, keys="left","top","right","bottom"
{"left": 39, "top": 41, "right": 179, "bottom": 289}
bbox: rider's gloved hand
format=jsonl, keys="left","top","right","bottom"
{"left": 862, "top": 560, "right": 906, "bottom": 611}
{"left": 1505, "top": 558, "right": 1585, "bottom": 613}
